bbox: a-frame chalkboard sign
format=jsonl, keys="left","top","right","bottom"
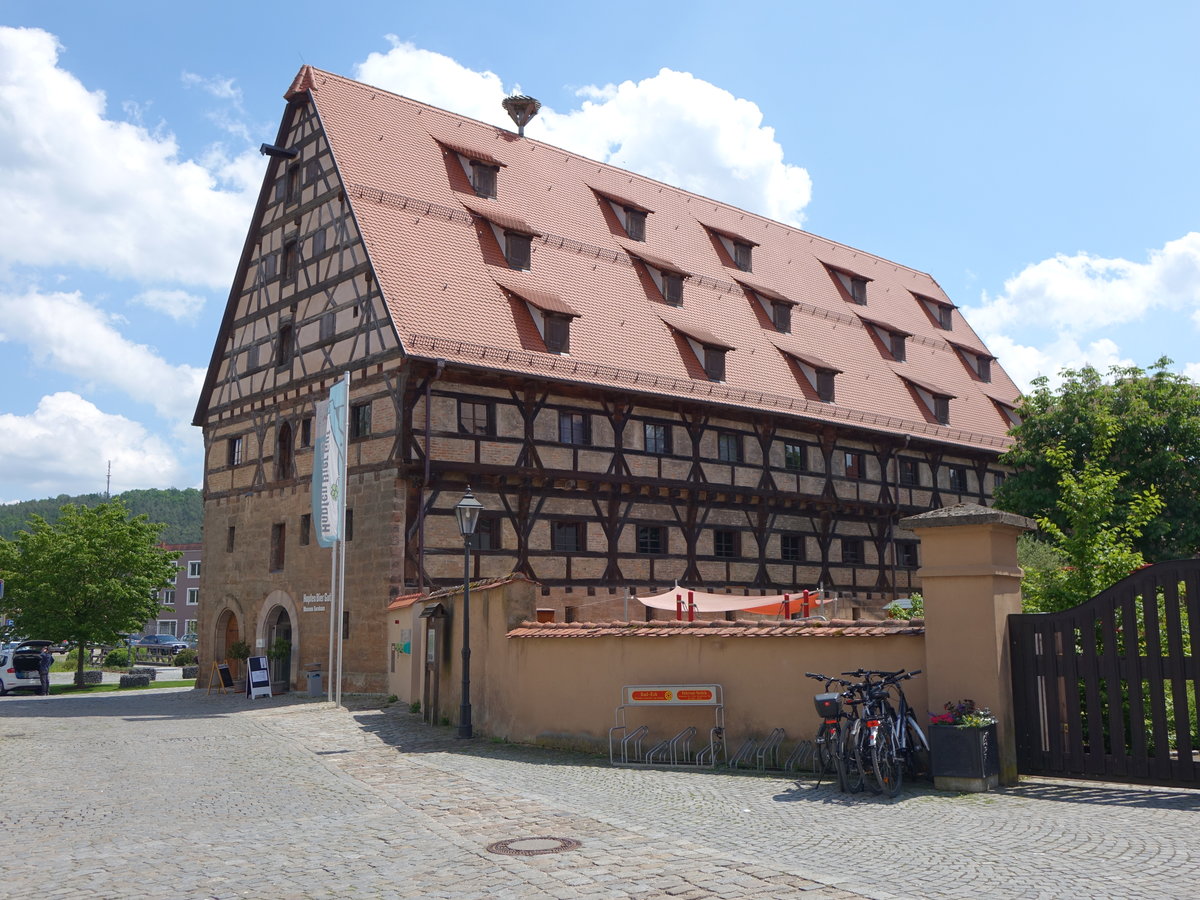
{"left": 246, "top": 656, "right": 272, "bottom": 699}
{"left": 207, "top": 662, "right": 233, "bottom": 695}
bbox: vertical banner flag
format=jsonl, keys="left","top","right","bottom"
{"left": 311, "top": 378, "right": 348, "bottom": 547}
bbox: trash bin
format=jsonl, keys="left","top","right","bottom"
{"left": 306, "top": 670, "right": 323, "bottom": 697}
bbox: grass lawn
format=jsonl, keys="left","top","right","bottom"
{"left": 46, "top": 680, "right": 197, "bottom": 695}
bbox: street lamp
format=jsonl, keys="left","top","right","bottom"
{"left": 454, "top": 486, "right": 484, "bottom": 739}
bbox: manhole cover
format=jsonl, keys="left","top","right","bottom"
{"left": 486, "top": 836, "right": 581, "bottom": 857}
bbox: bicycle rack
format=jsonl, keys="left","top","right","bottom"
{"left": 729, "top": 737, "right": 759, "bottom": 769}
{"left": 694, "top": 727, "right": 725, "bottom": 767}
{"left": 668, "top": 726, "right": 697, "bottom": 764}
{"left": 609, "top": 685, "right": 724, "bottom": 768}
{"left": 756, "top": 728, "right": 786, "bottom": 770}
{"left": 784, "top": 739, "right": 816, "bottom": 773}
{"left": 607, "top": 723, "right": 649, "bottom": 764}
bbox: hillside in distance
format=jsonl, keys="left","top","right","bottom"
{"left": 0, "top": 488, "right": 203, "bottom": 544}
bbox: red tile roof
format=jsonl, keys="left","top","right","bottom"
{"left": 507, "top": 618, "right": 924, "bottom": 638}
{"left": 698, "top": 220, "right": 760, "bottom": 248}
{"left": 293, "top": 67, "right": 1020, "bottom": 452}
{"left": 493, "top": 274, "right": 580, "bottom": 318}
{"left": 460, "top": 198, "right": 536, "bottom": 235}
{"left": 659, "top": 309, "right": 736, "bottom": 351}
{"left": 432, "top": 136, "right": 508, "bottom": 168}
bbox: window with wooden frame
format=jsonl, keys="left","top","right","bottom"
{"left": 899, "top": 458, "right": 921, "bottom": 487}
{"left": 844, "top": 450, "right": 865, "bottom": 479}
{"left": 505, "top": 231, "right": 532, "bottom": 269}
{"left": 977, "top": 356, "right": 992, "bottom": 382}
{"left": 890, "top": 332, "right": 907, "bottom": 362}
{"left": 285, "top": 164, "right": 300, "bottom": 204}
{"left": 270, "top": 522, "right": 286, "bottom": 572}
{"left": 644, "top": 422, "right": 671, "bottom": 455}
{"left": 304, "top": 159, "right": 321, "bottom": 185}
{"left": 713, "top": 529, "right": 739, "bottom": 559}
{"left": 842, "top": 538, "right": 864, "bottom": 565}
{"left": 816, "top": 369, "right": 836, "bottom": 402}
{"left": 849, "top": 276, "right": 867, "bottom": 304}
{"left": 350, "top": 402, "right": 371, "bottom": 439}
{"left": 948, "top": 465, "right": 968, "bottom": 492}
{"left": 263, "top": 252, "right": 277, "bottom": 281}
{"left": 784, "top": 441, "right": 806, "bottom": 471}
{"left": 897, "top": 541, "right": 919, "bottom": 569}
{"left": 458, "top": 399, "right": 494, "bottom": 435}
{"left": 934, "top": 395, "right": 950, "bottom": 425}
{"left": 662, "top": 272, "right": 684, "bottom": 306}
{"left": 558, "top": 411, "right": 591, "bottom": 446}
{"left": 227, "top": 436, "right": 244, "bottom": 466}
{"left": 543, "top": 313, "right": 571, "bottom": 353}
{"left": 636, "top": 525, "right": 666, "bottom": 555}
{"left": 276, "top": 322, "right": 293, "bottom": 368}
{"left": 281, "top": 239, "right": 298, "bottom": 282}
{"left": 624, "top": 207, "right": 647, "bottom": 241}
{"left": 717, "top": 432, "right": 742, "bottom": 463}
{"left": 474, "top": 516, "right": 501, "bottom": 551}
{"left": 300, "top": 513, "right": 311, "bottom": 546}
{"left": 470, "top": 161, "right": 498, "bottom": 198}
{"left": 780, "top": 533, "right": 805, "bottom": 562}
{"left": 772, "top": 302, "right": 792, "bottom": 333}
{"left": 551, "top": 521, "right": 586, "bottom": 553}
{"left": 992, "top": 470, "right": 1006, "bottom": 491}
{"left": 704, "top": 346, "right": 727, "bottom": 381}
{"left": 937, "top": 305, "right": 953, "bottom": 329}
{"left": 312, "top": 228, "right": 327, "bottom": 257}
{"left": 275, "top": 420, "right": 293, "bottom": 480}
{"left": 733, "top": 241, "right": 753, "bottom": 272}
{"left": 300, "top": 416, "right": 313, "bottom": 448}
{"left": 319, "top": 311, "right": 336, "bottom": 343}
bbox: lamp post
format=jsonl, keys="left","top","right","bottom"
{"left": 454, "top": 486, "right": 484, "bottom": 739}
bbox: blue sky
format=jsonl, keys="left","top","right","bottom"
{"left": 1, "top": 1, "right": 1197, "bottom": 502}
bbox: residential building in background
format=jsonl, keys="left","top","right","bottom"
{"left": 146, "top": 543, "right": 202, "bottom": 638}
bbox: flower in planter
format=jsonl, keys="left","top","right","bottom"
{"left": 931, "top": 699, "right": 996, "bottom": 728}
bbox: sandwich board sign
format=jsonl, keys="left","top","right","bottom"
{"left": 246, "top": 656, "right": 272, "bottom": 699}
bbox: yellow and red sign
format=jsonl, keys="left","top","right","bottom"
{"left": 624, "top": 684, "right": 721, "bottom": 706}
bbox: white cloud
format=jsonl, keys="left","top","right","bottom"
{"left": 0, "top": 288, "right": 205, "bottom": 421}
{"left": 0, "top": 27, "right": 258, "bottom": 288}
{"left": 355, "top": 40, "right": 812, "bottom": 225}
{"left": 131, "top": 288, "right": 206, "bottom": 321}
{"left": 966, "top": 232, "right": 1200, "bottom": 391}
{"left": 0, "top": 393, "right": 185, "bottom": 500}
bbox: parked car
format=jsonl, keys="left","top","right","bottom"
{"left": 0, "top": 639, "right": 54, "bottom": 695}
{"left": 134, "top": 634, "right": 189, "bottom": 655}
{"left": 181, "top": 633, "right": 198, "bottom": 649}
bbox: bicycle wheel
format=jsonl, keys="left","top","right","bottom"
{"left": 842, "top": 719, "right": 866, "bottom": 793}
{"left": 904, "top": 715, "right": 931, "bottom": 779}
{"left": 872, "top": 720, "right": 902, "bottom": 797}
{"left": 815, "top": 725, "right": 834, "bottom": 775}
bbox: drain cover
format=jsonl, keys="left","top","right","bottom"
{"left": 486, "top": 836, "right": 581, "bottom": 857}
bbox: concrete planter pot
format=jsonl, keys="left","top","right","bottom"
{"left": 930, "top": 723, "right": 999, "bottom": 792}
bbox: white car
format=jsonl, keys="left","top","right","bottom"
{"left": 0, "top": 640, "right": 54, "bottom": 695}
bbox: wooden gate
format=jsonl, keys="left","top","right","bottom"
{"left": 1009, "top": 559, "right": 1199, "bottom": 786}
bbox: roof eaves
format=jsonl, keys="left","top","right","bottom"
{"left": 493, "top": 275, "right": 580, "bottom": 318}
{"left": 698, "top": 220, "right": 760, "bottom": 248}
{"left": 659, "top": 310, "right": 736, "bottom": 351}
{"left": 912, "top": 290, "right": 956, "bottom": 309}
{"left": 770, "top": 338, "right": 842, "bottom": 373}
{"left": 616, "top": 239, "right": 691, "bottom": 277}
{"left": 588, "top": 185, "right": 653, "bottom": 214}
{"left": 856, "top": 312, "right": 912, "bottom": 337}
{"left": 895, "top": 368, "right": 957, "bottom": 399}
{"left": 946, "top": 337, "right": 995, "bottom": 359}
{"left": 460, "top": 198, "right": 536, "bottom": 235}
{"left": 731, "top": 275, "right": 796, "bottom": 306}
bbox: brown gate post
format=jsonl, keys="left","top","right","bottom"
{"left": 902, "top": 504, "right": 1034, "bottom": 786}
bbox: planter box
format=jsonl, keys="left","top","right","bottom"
{"left": 929, "top": 723, "right": 999, "bottom": 792}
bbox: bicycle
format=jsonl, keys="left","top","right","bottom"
{"left": 841, "top": 669, "right": 929, "bottom": 797}
{"left": 804, "top": 672, "right": 854, "bottom": 791}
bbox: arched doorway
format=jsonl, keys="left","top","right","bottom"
{"left": 266, "top": 605, "right": 293, "bottom": 690}
{"left": 216, "top": 609, "right": 240, "bottom": 660}
{"left": 276, "top": 420, "right": 293, "bottom": 480}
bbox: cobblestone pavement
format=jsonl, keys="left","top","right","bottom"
{"left": 1, "top": 690, "right": 1198, "bottom": 899}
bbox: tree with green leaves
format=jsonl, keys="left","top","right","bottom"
{"left": 996, "top": 357, "right": 1200, "bottom": 562}
{"left": 1019, "top": 426, "right": 1164, "bottom": 613}
{"left": 0, "top": 501, "right": 179, "bottom": 686}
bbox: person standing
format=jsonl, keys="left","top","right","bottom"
{"left": 38, "top": 645, "right": 54, "bottom": 696}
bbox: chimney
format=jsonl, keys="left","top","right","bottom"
{"left": 502, "top": 94, "right": 541, "bottom": 137}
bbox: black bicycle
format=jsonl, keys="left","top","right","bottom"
{"left": 841, "top": 669, "right": 929, "bottom": 797}
{"left": 804, "top": 672, "right": 854, "bottom": 791}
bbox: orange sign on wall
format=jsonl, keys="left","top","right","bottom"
{"left": 623, "top": 684, "right": 722, "bottom": 706}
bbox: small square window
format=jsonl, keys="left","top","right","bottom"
{"left": 186, "top": 587, "right": 199, "bottom": 606}
{"left": 899, "top": 458, "right": 920, "bottom": 487}
{"left": 844, "top": 451, "right": 864, "bottom": 479}
{"left": 276, "top": 322, "right": 294, "bottom": 368}
{"left": 558, "top": 411, "right": 590, "bottom": 446}
{"left": 781, "top": 533, "right": 805, "bottom": 562}
{"left": 733, "top": 242, "right": 752, "bottom": 272}
{"left": 505, "top": 231, "right": 532, "bottom": 269}
{"left": 662, "top": 272, "right": 683, "bottom": 305}
{"left": 350, "top": 402, "right": 371, "bottom": 439}
{"left": 163, "top": 589, "right": 176, "bottom": 605}
{"left": 187, "top": 560, "right": 201, "bottom": 578}
{"left": 898, "top": 541, "right": 919, "bottom": 569}
{"left": 551, "top": 522, "right": 585, "bottom": 553}
{"left": 704, "top": 347, "right": 726, "bottom": 381}
{"left": 624, "top": 208, "right": 646, "bottom": 241}
{"left": 458, "top": 400, "right": 494, "bottom": 435}
{"left": 772, "top": 302, "right": 791, "bottom": 333}
{"left": 475, "top": 517, "right": 501, "bottom": 551}
{"left": 270, "top": 522, "right": 286, "bottom": 572}
{"left": 784, "top": 441, "right": 806, "bottom": 471}
{"left": 713, "top": 530, "right": 739, "bottom": 559}
{"left": 471, "top": 161, "right": 497, "bottom": 198}
{"left": 842, "top": 538, "right": 864, "bottom": 565}
{"left": 636, "top": 525, "right": 666, "bottom": 555}
{"left": 948, "top": 465, "right": 968, "bottom": 492}
{"left": 644, "top": 422, "right": 671, "bottom": 455}
{"left": 544, "top": 313, "right": 570, "bottom": 353}
{"left": 227, "top": 436, "right": 244, "bottom": 467}
{"left": 717, "top": 432, "right": 742, "bottom": 463}
{"left": 300, "top": 513, "right": 311, "bottom": 546}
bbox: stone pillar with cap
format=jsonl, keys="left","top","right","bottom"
{"left": 901, "top": 503, "right": 1035, "bottom": 787}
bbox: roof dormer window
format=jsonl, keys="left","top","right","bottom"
{"left": 704, "top": 347, "right": 727, "bottom": 381}
{"left": 471, "top": 161, "right": 498, "bottom": 199}
{"left": 772, "top": 302, "right": 791, "bottom": 333}
{"left": 828, "top": 266, "right": 871, "bottom": 305}
{"left": 659, "top": 312, "right": 734, "bottom": 382}
{"left": 914, "top": 292, "right": 955, "bottom": 330}
{"left": 733, "top": 242, "right": 752, "bottom": 272}
{"left": 624, "top": 208, "right": 647, "bottom": 241}
{"left": 544, "top": 313, "right": 571, "bottom": 353}
{"left": 662, "top": 272, "right": 683, "bottom": 306}
{"left": 505, "top": 231, "right": 531, "bottom": 269}
{"left": 899, "top": 372, "right": 955, "bottom": 425}
{"left": 776, "top": 345, "right": 841, "bottom": 403}
{"left": 590, "top": 187, "right": 653, "bottom": 242}
{"left": 494, "top": 276, "right": 578, "bottom": 355}
{"left": 890, "top": 332, "right": 907, "bottom": 362}
{"left": 621, "top": 241, "right": 689, "bottom": 307}
{"left": 735, "top": 277, "right": 797, "bottom": 335}
{"left": 858, "top": 313, "right": 910, "bottom": 363}
{"left": 948, "top": 340, "right": 994, "bottom": 382}
{"left": 702, "top": 223, "right": 759, "bottom": 272}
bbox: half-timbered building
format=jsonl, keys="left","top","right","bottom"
{"left": 194, "top": 66, "right": 1019, "bottom": 691}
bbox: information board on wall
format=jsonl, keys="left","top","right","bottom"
{"left": 246, "top": 656, "right": 272, "bottom": 699}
